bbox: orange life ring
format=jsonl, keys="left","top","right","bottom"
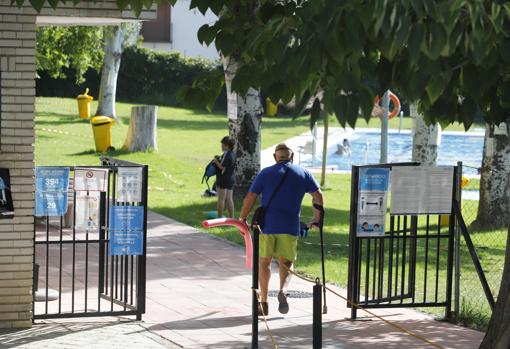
{"left": 374, "top": 91, "right": 401, "bottom": 119}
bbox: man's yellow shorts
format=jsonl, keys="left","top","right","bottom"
{"left": 259, "top": 233, "right": 298, "bottom": 261}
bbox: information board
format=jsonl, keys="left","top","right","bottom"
{"left": 35, "top": 167, "right": 70, "bottom": 217}
{"left": 117, "top": 167, "right": 143, "bottom": 203}
{"left": 109, "top": 206, "right": 144, "bottom": 256}
{"left": 75, "top": 192, "right": 100, "bottom": 231}
{"left": 357, "top": 168, "right": 389, "bottom": 237}
{"left": 390, "top": 166, "right": 454, "bottom": 215}
{"left": 74, "top": 168, "right": 108, "bottom": 192}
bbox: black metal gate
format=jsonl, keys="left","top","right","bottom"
{"left": 347, "top": 163, "right": 459, "bottom": 319}
{"left": 33, "top": 157, "right": 148, "bottom": 320}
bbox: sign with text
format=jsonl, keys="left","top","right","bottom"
{"left": 74, "top": 168, "right": 108, "bottom": 192}
{"left": 75, "top": 192, "right": 100, "bottom": 231}
{"left": 35, "top": 167, "right": 70, "bottom": 217}
{"left": 390, "top": 166, "right": 454, "bottom": 215}
{"left": 357, "top": 167, "right": 389, "bottom": 237}
{"left": 109, "top": 206, "right": 144, "bottom": 256}
{"left": 117, "top": 167, "right": 143, "bottom": 203}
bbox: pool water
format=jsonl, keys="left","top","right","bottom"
{"left": 300, "top": 129, "right": 484, "bottom": 175}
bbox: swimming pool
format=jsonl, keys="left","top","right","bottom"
{"left": 299, "top": 129, "right": 484, "bottom": 175}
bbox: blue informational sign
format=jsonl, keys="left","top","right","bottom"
{"left": 109, "top": 206, "right": 144, "bottom": 256}
{"left": 359, "top": 168, "right": 390, "bottom": 192}
{"left": 357, "top": 167, "right": 390, "bottom": 237}
{"left": 35, "top": 167, "right": 70, "bottom": 217}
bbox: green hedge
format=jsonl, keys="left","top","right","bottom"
{"left": 36, "top": 46, "right": 227, "bottom": 110}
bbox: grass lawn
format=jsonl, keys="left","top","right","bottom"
{"left": 35, "top": 97, "right": 499, "bottom": 330}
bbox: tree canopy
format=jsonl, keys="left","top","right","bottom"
{"left": 36, "top": 26, "right": 104, "bottom": 83}
{"left": 190, "top": 0, "right": 510, "bottom": 130}
{"left": 24, "top": 1, "right": 510, "bottom": 129}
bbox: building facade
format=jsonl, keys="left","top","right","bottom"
{"left": 141, "top": 0, "right": 218, "bottom": 60}
{"left": 0, "top": 0, "right": 154, "bottom": 329}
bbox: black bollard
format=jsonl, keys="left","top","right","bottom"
{"left": 252, "top": 227, "right": 259, "bottom": 349}
{"left": 313, "top": 278, "right": 322, "bottom": 349}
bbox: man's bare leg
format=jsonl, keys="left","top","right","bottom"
{"left": 259, "top": 256, "right": 272, "bottom": 302}
{"left": 277, "top": 257, "right": 293, "bottom": 314}
{"left": 278, "top": 257, "right": 293, "bottom": 291}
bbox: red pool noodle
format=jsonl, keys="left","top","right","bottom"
{"left": 202, "top": 218, "right": 253, "bottom": 269}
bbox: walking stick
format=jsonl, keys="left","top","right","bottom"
{"left": 314, "top": 204, "right": 327, "bottom": 314}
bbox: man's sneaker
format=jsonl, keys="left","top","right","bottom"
{"left": 278, "top": 291, "right": 289, "bottom": 314}
{"left": 258, "top": 302, "right": 269, "bottom": 316}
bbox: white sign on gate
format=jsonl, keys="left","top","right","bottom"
{"left": 74, "top": 168, "right": 108, "bottom": 192}
{"left": 75, "top": 191, "right": 100, "bottom": 231}
{"left": 390, "top": 166, "right": 454, "bottom": 215}
{"left": 117, "top": 167, "right": 143, "bottom": 203}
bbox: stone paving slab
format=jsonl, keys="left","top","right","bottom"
{"left": 0, "top": 320, "right": 180, "bottom": 349}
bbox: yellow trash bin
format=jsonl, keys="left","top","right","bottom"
{"left": 77, "top": 88, "right": 93, "bottom": 119}
{"left": 90, "top": 116, "right": 114, "bottom": 152}
{"left": 441, "top": 176, "right": 470, "bottom": 226}
{"left": 266, "top": 98, "right": 278, "bottom": 117}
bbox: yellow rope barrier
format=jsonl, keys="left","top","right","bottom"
{"left": 255, "top": 291, "right": 280, "bottom": 349}
{"left": 284, "top": 266, "right": 446, "bottom": 349}
{"left": 253, "top": 225, "right": 445, "bottom": 349}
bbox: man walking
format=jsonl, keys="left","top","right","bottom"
{"left": 239, "top": 143, "right": 324, "bottom": 316}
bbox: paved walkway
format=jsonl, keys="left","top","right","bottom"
{"left": 3, "top": 211, "right": 484, "bottom": 349}
{"left": 139, "top": 212, "right": 483, "bottom": 348}
{"left": 0, "top": 320, "right": 180, "bottom": 349}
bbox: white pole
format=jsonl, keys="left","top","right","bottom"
{"left": 380, "top": 91, "right": 390, "bottom": 163}
{"left": 398, "top": 110, "right": 403, "bottom": 134}
{"left": 312, "top": 123, "right": 317, "bottom": 167}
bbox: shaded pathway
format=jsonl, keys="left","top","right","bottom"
{"left": 140, "top": 212, "right": 483, "bottom": 348}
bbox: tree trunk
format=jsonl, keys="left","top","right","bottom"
{"left": 411, "top": 103, "right": 441, "bottom": 166}
{"left": 223, "top": 56, "right": 263, "bottom": 197}
{"left": 475, "top": 122, "right": 510, "bottom": 229}
{"left": 122, "top": 105, "right": 158, "bottom": 152}
{"left": 480, "top": 173, "right": 510, "bottom": 349}
{"left": 96, "top": 26, "right": 124, "bottom": 120}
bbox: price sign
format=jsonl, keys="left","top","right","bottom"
{"left": 35, "top": 167, "right": 70, "bottom": 217}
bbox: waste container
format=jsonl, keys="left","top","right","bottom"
{"left": 440, "top": 176, "right": 469, "bottom": 226}
{"left": 266, "top": 98, "right": 278, "bottom": 117}
{"left": 90, "top": 116, "right": 114, "bottom": 152}
{"left": 77, "top": 88, "right": 93, "bottom": 119}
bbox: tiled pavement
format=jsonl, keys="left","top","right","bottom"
{"left": 0, "top": 320, "right": 180, "bottom": 349}
{"left": 138, "top": 212, "right": 483, "bottom": 349}
{"left": 2, "top": 211, "right": 484, "bottom": 349}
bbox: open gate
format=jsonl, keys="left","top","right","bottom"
{"left": 33, "top": 157, "right": 148, "bottom": 320}
{"left": 347, "top": 163, "right": 460, "bottom": 319}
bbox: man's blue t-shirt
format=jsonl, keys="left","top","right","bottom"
{"left": 249, "top": 161, "right": 319, "bottom": 236}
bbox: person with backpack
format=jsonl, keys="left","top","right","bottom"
{"left": 238, "top": 143, "right": 324, "bottom": 316}
{"left": 213, "top": 136, "right": 236, "bottom": 218}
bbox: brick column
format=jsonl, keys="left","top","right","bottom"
{"left": 0, "top": 2, "right": 37, "bottom": 329}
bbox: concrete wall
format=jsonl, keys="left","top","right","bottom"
{"left": 0, "top": 0, "right": 154, "bottom": 329}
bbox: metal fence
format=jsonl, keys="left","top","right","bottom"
{"left": 456, "top": 165, "right": 506, "bottom": 329}
{"left": 33, "top": 158, "right": 148, "bottom": 321}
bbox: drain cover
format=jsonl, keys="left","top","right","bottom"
{"left": 268, "top": 290, "right": 313, "bottom": 299}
